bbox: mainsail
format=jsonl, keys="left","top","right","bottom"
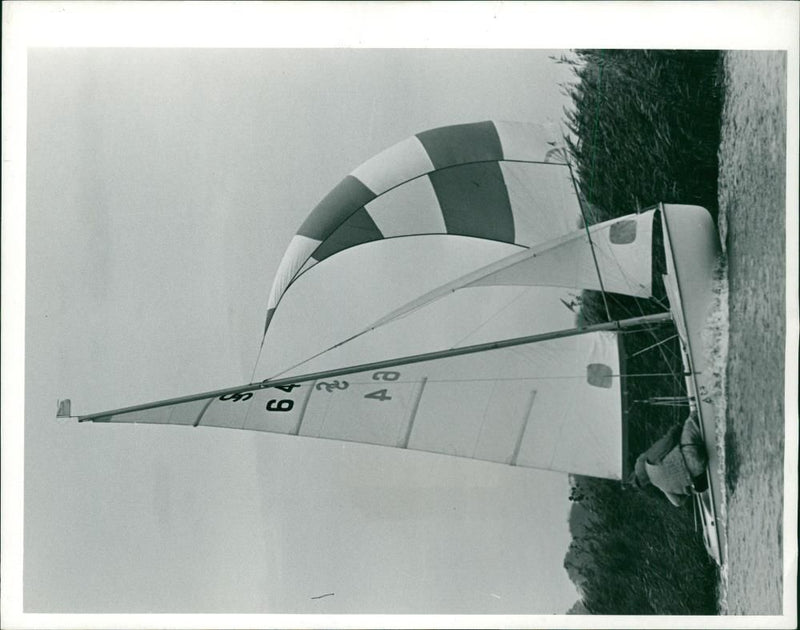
{"left": 85, "top": 330, "right": 637, "bottom": 479}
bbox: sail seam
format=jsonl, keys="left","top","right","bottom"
{"left": 313, "top": 158, "right": 568, "bottom": 258}
{"left": 401, "top": 377, "right": 427, "bottom": 448}
{"left": 292, "top": 382, "right": 316, "bottom": 436}
{"left": 472, "top": 380, "right": 498, "bottom": 458}
{"left": 315, "top": 389, "right": 336, "bottom": 439}
{"left": 193, "top": 397, "right": 217, "bottom": 428}
{"left": 511, "top": 390, "right": 537, "bottom": 466}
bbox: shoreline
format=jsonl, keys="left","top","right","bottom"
{"left": 715, "top": 49, "right": 787, "bottom": 615}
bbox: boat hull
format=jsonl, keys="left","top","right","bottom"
{"left": 660, "top": 203, "right": 725, "bottom": 565}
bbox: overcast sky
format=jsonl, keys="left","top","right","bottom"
{"left": 21, "top": 45, "right": 588, "bottom": 615}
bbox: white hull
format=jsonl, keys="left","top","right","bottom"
{"left": 661, "top": 203, "right": 726, "bottom": 566}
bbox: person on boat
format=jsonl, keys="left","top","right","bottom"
{"left": 629, "top": 413, "right": 708, "bottom": 506}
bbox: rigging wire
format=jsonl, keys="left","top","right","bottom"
{"left": 250, "top": 331, "right": 268, "bottom": 383}
{"left": 572, "top": 49, "right": 688, "bottom": 430}
{"left": 582, "top": 205, "right": 684, "bottom": 397}
{"left": 259, "top": 284, "right": 466, "bottom": 381}
{"left": 259, "top": 284, "right": 581, "bottom": 383}
{"left": 448, "top": 286, "right": 534, "bottom": 349}
{"left": 577, "top": 49, "right": 614, "bottom": 325}
{"left": 629, "top": 334, "right": 679, "bottom": 358}
{"left": 635, "top": 248, "right": 685, "bottom": 392}
{"left": 567, "top": 48, "right": 684, "bottom": 401}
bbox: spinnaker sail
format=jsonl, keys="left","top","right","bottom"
{"left": 263, "top": 121, "right": 580, "bottom": 334}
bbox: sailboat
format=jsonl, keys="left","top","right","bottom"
{"left": 57, "top": 120, "right": 725, "bottom": 565}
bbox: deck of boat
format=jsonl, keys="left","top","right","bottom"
{"left": 661, "top": 203, "right": 726, "bottom": 566}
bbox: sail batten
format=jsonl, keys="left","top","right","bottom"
{"left": 510, "top": 390, "right": 536, "bottom": 466}
{"left": 192, "top": 397, "right": 216, "bottom": 428}
{"left": 402, "top": 377, "right": 428, "bottom": 448}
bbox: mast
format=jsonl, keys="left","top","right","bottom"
{"left": 567, "top": 159, "right": 614, "bottom": 322}
{"left": 65, "top": 311, "right": 671, "bottom": 422}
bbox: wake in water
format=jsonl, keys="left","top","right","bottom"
{"left": 701, "top": 253, "right": 730, "bottom": 611}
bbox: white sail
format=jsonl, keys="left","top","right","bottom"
{"left": 466, "top": 210, "right": 654, "bottom": 296}
{"left": 256, "top": 210, "right": 654, "bottom": 381}
{"left": 89, "top": 330, "right": 628, "bottom": 480}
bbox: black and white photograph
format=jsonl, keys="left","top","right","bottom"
{"left": 2, "top": 2, "right": 797, "bottom": 628}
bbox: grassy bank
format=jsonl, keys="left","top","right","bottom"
{"left": 562, "top": 49, "right": 722, "bottom": 220}
{"left": 560, "top": 50, "right": 723, "bottom": 615}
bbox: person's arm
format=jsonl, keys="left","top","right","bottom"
{"left": 643, "top": 423, "right": 683, "bottom": 463}
{"left": 663, "top": 489, "right": 688, "bottom": 507}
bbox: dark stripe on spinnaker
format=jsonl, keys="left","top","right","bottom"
{"left": 311, "top": 206, "right": 384, "bottom": 262}
{"left": 416, "top": 121, "right": 503, "bottom": 169}
{"left": 297, "top": 175, "right": 377, "bottom": 241}
{"left": 428, "top": 162, "right": 515, "bottom": 243}
{"left": 263, "top": 308, "right": 275, "bottom": 334}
